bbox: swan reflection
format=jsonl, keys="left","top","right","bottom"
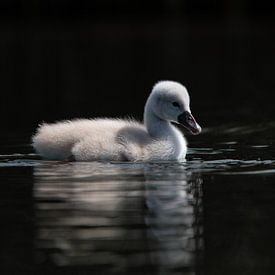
{"left": 33, "top": 161, "right": 203, "bottom": 274}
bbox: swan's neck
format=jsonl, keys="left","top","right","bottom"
{"left": 144, "top": 107, "right": 173, "bottom": 138}
{"left": 144, "top": 104, "right": 186, "bottom": 159}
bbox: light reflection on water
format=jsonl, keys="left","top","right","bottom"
{"left": 1, "top": 123, "right": 275, "bottom": 274}
{"left": 33, "top": 162, "right": 203, "bottom": 274}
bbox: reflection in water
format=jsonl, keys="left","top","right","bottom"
{"left": 33, "top": 162, "right": 203, "bottom": 274}
{"left": 2, "top": 124, "right": 275, "bottom": 274}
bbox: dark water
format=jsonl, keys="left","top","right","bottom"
{"left": 1, "top": 123, "right": 275, "bottom": 275}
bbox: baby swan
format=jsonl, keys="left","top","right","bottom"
{"left": 32, "top": 81, "right": 201, "bottom": 162}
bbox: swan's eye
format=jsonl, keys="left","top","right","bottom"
{"left": 172, "top": 102, "right": 180, "bottom": 108}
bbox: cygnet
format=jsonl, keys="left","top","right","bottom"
{"left": 32, "top": 81, "right": 201, "bottom": 162}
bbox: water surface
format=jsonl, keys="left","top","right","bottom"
{"left": 1, "top": 123, "right": 275, "bottom": 275}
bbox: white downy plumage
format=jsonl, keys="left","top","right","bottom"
{"left": 32, "top": 81, "right": 201, "bottom": 161}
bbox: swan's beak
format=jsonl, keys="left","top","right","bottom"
{"left": 178, "top": 111, "right": 201, "bottom": 135}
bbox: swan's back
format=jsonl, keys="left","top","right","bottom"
{"left": 32, "top": 119, "right": 145, "bottom": 160}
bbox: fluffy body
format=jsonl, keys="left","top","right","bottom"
{"left": 32, "top": 81, "right": 200, "bottom": 162}
{"left": 32, "top": 118, "right": 186, "bottom": 161}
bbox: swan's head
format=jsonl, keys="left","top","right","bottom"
{"left": 146, "top": 81, "right": 201, "bottom": 135}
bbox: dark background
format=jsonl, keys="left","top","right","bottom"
{"left": 0, "top": 0, "right": 274, "bottom": 132}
